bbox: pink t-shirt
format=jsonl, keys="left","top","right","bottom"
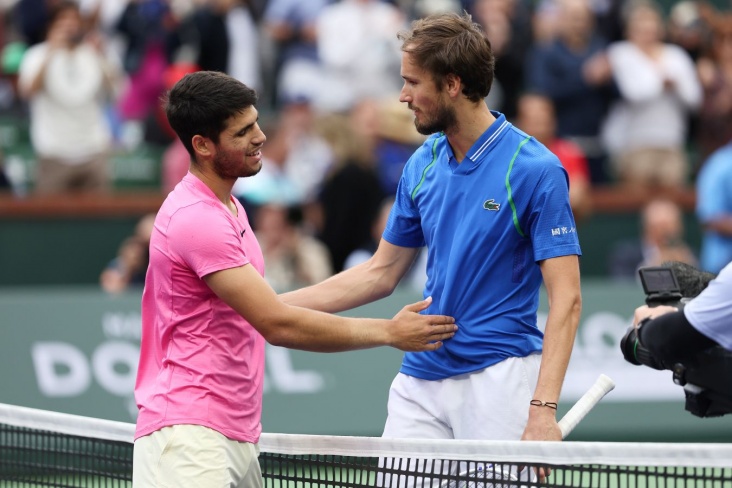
{"left": 134, "top": 173, "right": 266, "bottom": 443}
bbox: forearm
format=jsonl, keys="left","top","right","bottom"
{"left": 99, "top": 54, "right": 120, "bottom": 95}
{"left": 266, "top": 306, "right": 393, "bottom": 352}
{"left": 281, "top": 243, "right": 414, "bottom": 312}
{"left": 205, "top": 264, "right": 389, "bottom": 350}
{"left": 533, "top": 256, "right": 583, "bottom": 405}
{"left": 264, "top": 22, "right": 295, "bottom": 42}
{"left": 280, "top": 263, "right": 394, "bottom": 313}
{"left": 20, "top": 56, "right": 52, "bottom": 98}
{"left": 704, "top": 216, "right": 732, "bottom": 237}
{"left": 266, "top": 298, "right": 453, "bottom": 353}
{"left": 205, "top": 263, "right": 452, "bottom": 353}
{"left": 523, "top": 290, "right": 581, "bottom": 441}
{"left": 532, "top": 293, "right": 582, "bottom": 404}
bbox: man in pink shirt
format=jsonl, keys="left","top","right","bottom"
{"left": 132, "top": 71, "right": 457, "bottom": 488}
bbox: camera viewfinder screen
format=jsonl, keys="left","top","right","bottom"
{"left": 639, "top": 268, "right": 679, "bottom": 294}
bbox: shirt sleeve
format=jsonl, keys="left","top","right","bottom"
{"left": 383, "top": 173, "right": 425, "bottom": 248}
{"left": 17, "top": 45, "right": 45, "bottom": 92}
{"left": 664, "top": 46, "right": 702, "bottom": 110}
{"left": 168, "top": 204, "right": 249, "bottom": 278}
{"left": 684, "top": 262, "right": 732, "bottom": 351}
{"left": 382, "top": 141, "right": 433, "bottom": 249}
{"left": 524, "top": 154, "right": 582, "bottom": 262}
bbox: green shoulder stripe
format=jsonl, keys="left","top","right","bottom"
{"left": 411, "top": 136, "right": 441, "bottom": 201}
{"left": 505, "top": 136, "right": 531, "bottom": 238}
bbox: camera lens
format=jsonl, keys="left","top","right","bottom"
{"left": 620, "top": 327, "right": 642, "bottom": 365}
{"left": 620, "top": 324, "right": 667, "bottom": 370}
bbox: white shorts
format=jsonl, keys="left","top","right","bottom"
{"left": 378, "top": 355, "right": 542, "bottom": 487}
{"left": 132, "top": 424, "right": 262, "bottom": 488}
{"left": 383, "top": 353, "right": 542, "bottom": 440}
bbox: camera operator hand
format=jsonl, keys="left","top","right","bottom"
{"left": 633, "top": 304, "right": 679, "bottom": 328}
{"left": 631, "top": 298, "right": 717, "bottom": 368}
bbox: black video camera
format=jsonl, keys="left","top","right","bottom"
{"left": 620, "top": 266, "right": 732, "bottom": 418}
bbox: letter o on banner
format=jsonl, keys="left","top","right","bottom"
{"left": 91, "top": 341, "right": 140, "bottom": 396}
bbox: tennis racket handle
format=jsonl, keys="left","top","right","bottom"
{"left": 558, "top": 374, "right": 615, "bottom": 439}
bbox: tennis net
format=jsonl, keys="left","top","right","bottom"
{"left": 1, "top": 402, "right": 731, "bottom": 487}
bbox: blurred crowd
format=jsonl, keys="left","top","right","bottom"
{"left": 0, "top": 0, "right": 729, "bottom": 292}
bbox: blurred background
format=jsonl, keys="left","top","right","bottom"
{"left": 0, "top": 0, "right": 731, "bottom": 442}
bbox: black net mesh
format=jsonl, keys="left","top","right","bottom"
{"left": 0, "top": 424, "right": 133, "bottom": 487}
{"left": 1, "top": 409, "right": 731, "bottom": 488}
{"left": 259, "top": 452, "right": 732, "bottom": 488}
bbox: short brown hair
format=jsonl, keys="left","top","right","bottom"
{"left": 397, "top": 12, "right": 494, "bottom": 103}
{"left": 165, "top": 71, "right": 258, "bottom": 159}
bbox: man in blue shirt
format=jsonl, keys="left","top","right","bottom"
{"left": 281, "top": 11, "right": 581, "bottom": 455}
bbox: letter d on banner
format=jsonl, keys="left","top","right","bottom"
{"left": 31, "top": 342, "right": 91, "bottom": 397}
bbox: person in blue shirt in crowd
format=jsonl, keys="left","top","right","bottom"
{"left": 281, "top": 11, "right": 582, "bottom": 463}
{"left": 695, "top": 140, "right": 732, "bottom": 274}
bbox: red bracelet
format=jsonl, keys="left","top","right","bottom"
{"left": 530, "top": 399, "right": 558, "bottom": 410}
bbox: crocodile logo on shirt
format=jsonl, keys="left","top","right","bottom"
{"left": 483, "top": 199, "right": 501, "bottom": 211}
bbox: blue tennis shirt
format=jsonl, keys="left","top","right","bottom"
{"left": 383, "top": 112, "right": 582, "bottom": 380}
